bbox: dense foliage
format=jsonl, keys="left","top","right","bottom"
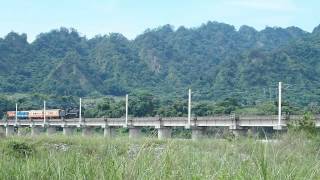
{"left": 1, "top": 21, "right": 320, "bottom": 116}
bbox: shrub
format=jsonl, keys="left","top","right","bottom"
{"left": 7, "top": 141, "right": 35, "bottom": 158}
{"left": 288, "top": 112, "right": 316, "bottom": 135}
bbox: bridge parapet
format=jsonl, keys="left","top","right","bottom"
{"left": 2, "top": 114, "right": 320, "bottom": 128}
{"left": 239, "top": 115, "right": 286, "bottom": 127}
{"left": 195, "top": 116, "right": 234, "bottom": 127}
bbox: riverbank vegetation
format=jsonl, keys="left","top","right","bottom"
{"left": 0, "top": 132, "right": 320, "bottom": 179}
{"left": 0, "top": 131, "right": 320, "bottom": 179}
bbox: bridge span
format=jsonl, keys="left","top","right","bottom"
{"left": 0, "top": 115, "right": 319, "bottom": 139}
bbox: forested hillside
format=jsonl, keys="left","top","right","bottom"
{"left": 1, "top": 21, "right": 320, "bottom": 106}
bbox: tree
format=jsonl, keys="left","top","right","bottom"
{"left": 129, "top": 92, "right": 159, "bottom": 117}
{"left": 0, "top": 96, "right": 14, "bottom": 118}
{"left": 193, "top": 102, "right": 214, "bottom": 116}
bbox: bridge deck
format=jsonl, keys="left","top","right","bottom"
{"left": 1, "top": 115, "right": 319, "bottom": 128}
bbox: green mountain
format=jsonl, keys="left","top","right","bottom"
{"left": 1, "top": 22, "right": 320, "bottom": 106}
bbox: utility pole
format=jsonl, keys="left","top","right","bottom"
{"left": 79, "top": 98, "right": 82, "bottom": 123}
{"left": 15, "top": 103, "right": 18, "bottom": 126}
{"left": 187, "top": 89, "right": 191, "bottom": 129}
{"left": 125, "top": 94, "right": 128, "bottom": 128}
{"left": 43, "top": 101, "right": 46, "bottom": 124}
{"left": 278, "top": 82, "right": 282, "bottom": 128}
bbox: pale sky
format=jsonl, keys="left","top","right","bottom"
{"left": 0, "top": 0, "right": 319, "bottom": 42}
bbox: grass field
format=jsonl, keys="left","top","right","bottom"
{"left": 0, "top": 132, "right": 319, "bottom": 180}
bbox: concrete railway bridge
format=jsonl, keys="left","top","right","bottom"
{"left": 1, "top": 82, "right": 314, "bottom": 139}
{"left": 0, "top": 115, "right": 319, "bottom": 139}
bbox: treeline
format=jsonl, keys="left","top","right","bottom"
{"left": 2, "top": 92, "right": 319, "bottom": 119}
{"left": 84, "top": 92, "right": 317, "bottom": 118}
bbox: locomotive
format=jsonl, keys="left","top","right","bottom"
{"left": 6, "top": 108, "right": 80, "bottom": 120}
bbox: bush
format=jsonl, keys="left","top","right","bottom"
{"left": 7, "top": 141, "right": 35, "bottom": 158}
{"left": 288, "top": 112, "right": 316, "bottom": 135}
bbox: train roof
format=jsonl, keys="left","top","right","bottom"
{"left": 7, "top": 109, "right": 64, "bottom": 112}
{"left": 29, "top": 109, "right": 64, "bottom": 111}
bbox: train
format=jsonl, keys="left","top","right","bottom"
{"left": 5, "top": 108, "right": 80, "bottom": 120}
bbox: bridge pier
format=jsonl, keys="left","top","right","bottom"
{"left": 191, "top": 127, "right": 205, "bottom": 140}
{"left": 273, "top": 125, "right": 287, "bottom": 136}
{"left": 231, "top": 128, "right": 248, "bottom": 137}
{"left": 31, "top": 126, "right": 43, "bottom": 136}
{"left": 63, "top": 127, "right": 75, "bottom": 135}
{"left": 47, "top": 127, "right": 57, "bottom": 135}
{"left": 247, "top": 127, "right": 258, "bottom": 137}
{"left": 17, "top": 127, "right": 31, "bottom": 136}
{"left": 6, "top": 126, "right": 15, "bottom": 136}
{"left": 104, "top": 127, "right": 116, "bottom": 137}
{"left": 17, "top": 127, "right": 23, "bottom": 136}
{"left": 0, "top": 126, "right": 5, "bottom": 137}
{"left": 273, "top": 125, "right": 283, "bottom": 130}
{"left": 129, "top": 127, "right": 142, "bottom": 138}
{"left": 82, "top": 127, "right": 94, "bottom": 136}
{"left": 157, "top": 127, "right": 172, "bottom": 139}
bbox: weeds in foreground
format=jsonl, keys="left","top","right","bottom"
{"left": 0, "top": 133, "right": 318, "bottom": 179}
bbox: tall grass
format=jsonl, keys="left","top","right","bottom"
{"left": 0, "top": 132, "right": 319, "bottom": 179}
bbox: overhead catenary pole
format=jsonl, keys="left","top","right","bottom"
{"left": 79, "top": 98, "right": 82, "bottom": 123}
{"left": 43, "top": 100, "right": 46, "bottom": 124}
{"left": 15, "top": 103, "right": 18, "bottom": 125}
{"left": 125, "top": 94, "right": 128, "bottom": 128}
{"left": 188, "top": 89, "right": 191, "bottom": 129}
{"left": 278, "top": 82, "right": 282, "bottom": 128}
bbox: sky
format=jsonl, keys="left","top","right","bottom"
{"left": 0, "top": 0, "right": 319, "bottom": 42}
